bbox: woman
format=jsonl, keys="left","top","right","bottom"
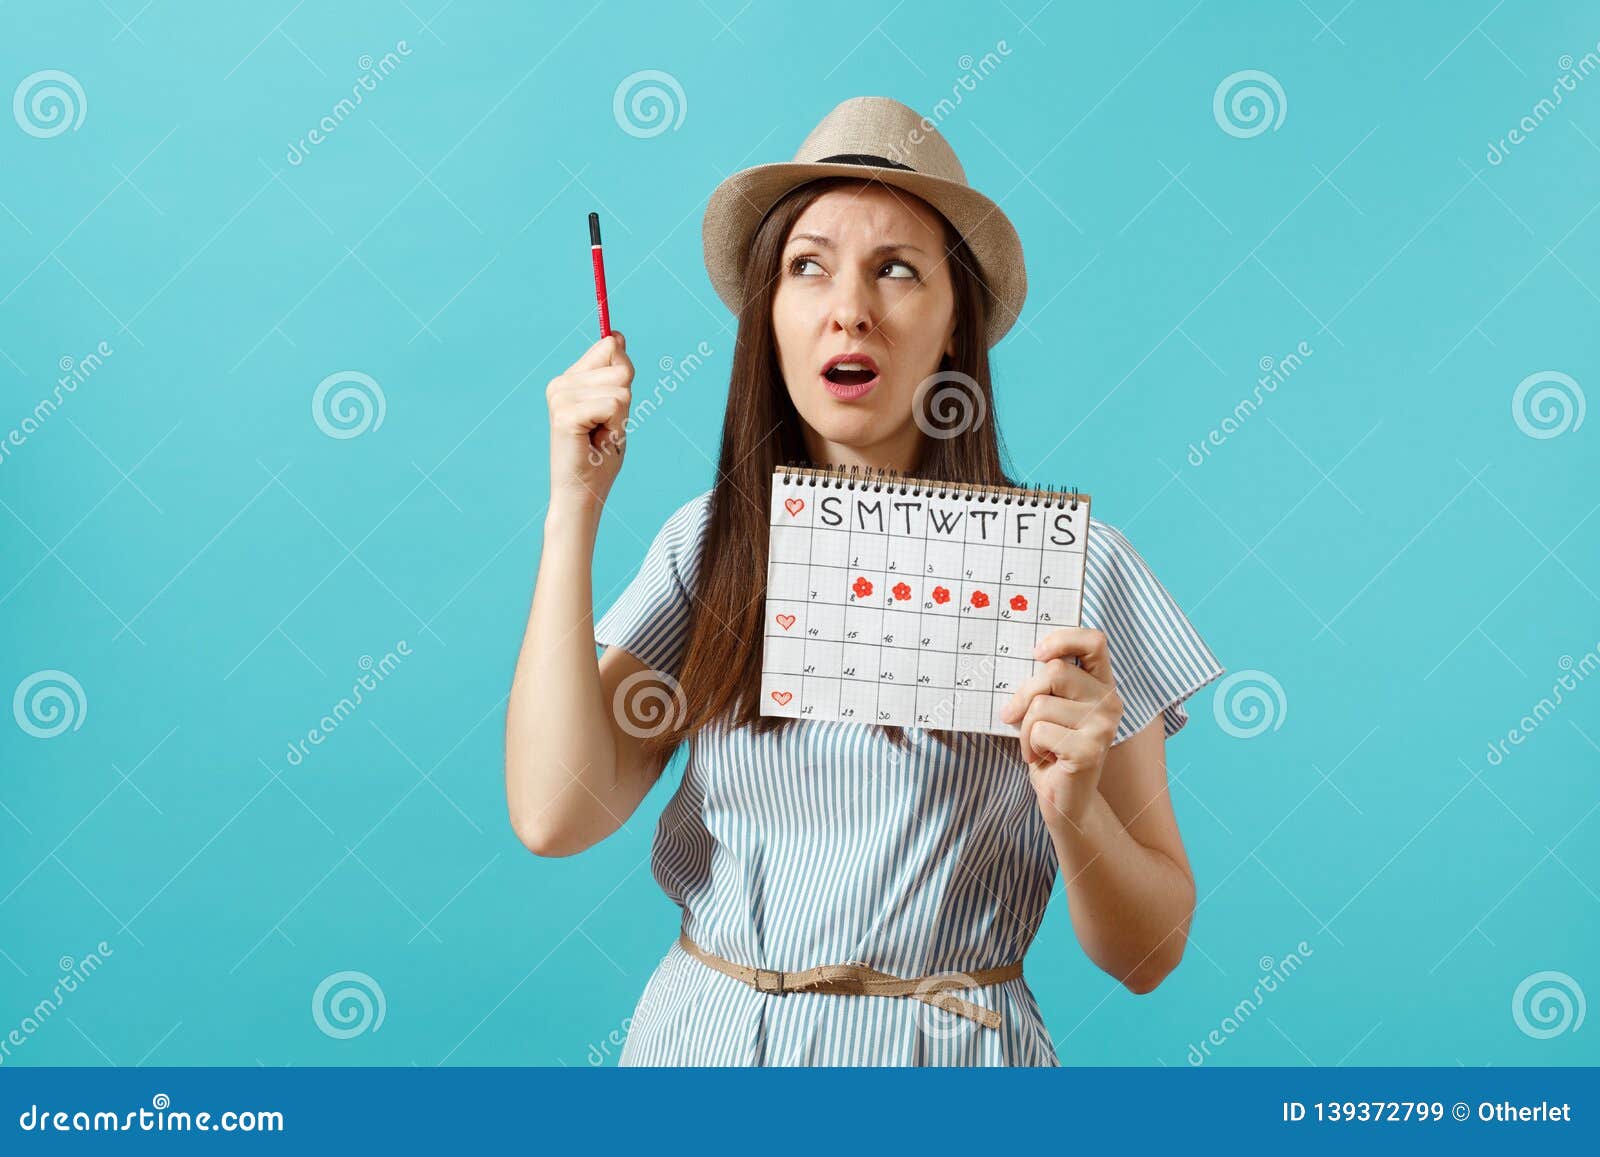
{"left": 506, "top": 97, "right": 1225, "bottom": 1065}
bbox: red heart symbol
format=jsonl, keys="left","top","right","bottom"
{"left": 784, "top": 497, "right": 805, "bottom": 516}
{"left": 770, "top": 690, "right": 793, "bottom": 706}
{"left": 775, "top": 613, "right": 796, "bottom": 630}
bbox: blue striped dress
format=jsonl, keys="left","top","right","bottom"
{"left": 593, "top": 488, "right": 1224, "bottom": 1066}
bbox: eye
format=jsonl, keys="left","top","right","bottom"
{"left": 881, "top": 259, "right": 919, "bottom": 280}
{"left": 789, "top": 256, "right": 823, "bottom": 276}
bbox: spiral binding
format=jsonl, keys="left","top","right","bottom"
{"left": 777, "top": 461, "right": 1085, "bottom": 511}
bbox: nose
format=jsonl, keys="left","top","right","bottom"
{"left": 828, "top": 269, "right": 875, "bottom": 337}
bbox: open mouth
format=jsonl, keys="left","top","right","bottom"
{"left": 820, "top": 354, "right": 881, "bottom": 398}
{"left": 824, "top": 365, "right": 876, "bottom": 386}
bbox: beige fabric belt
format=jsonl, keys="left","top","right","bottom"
{"left": 677, "top": 928, "right": 1021, "bottom": 1031}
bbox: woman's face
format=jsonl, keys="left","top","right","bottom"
{"left": 771, "top": 182, "right": 958, "bottom": 471}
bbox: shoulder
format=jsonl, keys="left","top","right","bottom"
{"left": 1084, "top": 514, "right": 1150, "bottom": 581}
{"left": 1080, "top": 513, "right": 1190, "bottom": 635}
{"left": 657, "top": 487, "right": 715, "bottom": 546}
{"left": 644, "top": 487, "right": 715, "bottom": 584}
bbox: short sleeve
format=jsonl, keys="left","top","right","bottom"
{"left": 1081, "top": 519, "right": 1225, "bottom": 744}
{"left": 592, "top": 490, "right": 713, "bottom": 678}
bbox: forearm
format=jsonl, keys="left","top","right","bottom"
{"left": 504, "top": 499, "right": 621, "bottom": 854}
{"left": 1046, "top": 790, "right": 1196, "bottom": 992}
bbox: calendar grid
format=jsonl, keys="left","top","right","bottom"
{"left": 763, "top": 468, "right": 1091, "bottom": 737}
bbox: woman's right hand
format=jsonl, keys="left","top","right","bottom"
{"left": 547, "top": 331, "right": 633, "bottom": 513}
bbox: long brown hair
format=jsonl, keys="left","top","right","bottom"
{"left": 644, "top": 177, "right": 1019, "bottom": 762}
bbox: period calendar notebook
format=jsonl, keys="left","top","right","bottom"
{"left": 760, "top": 464, "right": 1091, "bottom": 736}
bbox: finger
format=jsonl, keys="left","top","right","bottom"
{"left": 998, "top": 659, "right": 1098, "bottom": 723}
{"left": 1033, "top": 626, "right": 1115, "bottom": 684}
{"left": 999, "top": 661, "right": 1064, "bottom": 721}
{"left": 568, "top": 331, "right": 628, "bottom": 373}
{"left": 566, "top": 393, "right": 628, "bottom": 447}
{"left": 1016, "top": 695, "right": 1091, "bottom": 762}
{"left": 555, "top": 365, "right": 632, "bottom": 394}
{"left": 1026, "top": 720, "right": 1098, "bottom": 771}
{"left": 564, "top": 382, "right": 633, "bottom": 411}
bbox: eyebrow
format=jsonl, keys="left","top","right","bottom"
{"left": 786, "top": 233, "right": 926, "bottom": 255}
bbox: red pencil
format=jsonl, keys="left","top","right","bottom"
{"left": 588, "top": 212, "right": 611, "bottom": 338}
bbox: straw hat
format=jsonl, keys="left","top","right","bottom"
{"left": 701, "top": 95, "right": 1027, "bottom": 347}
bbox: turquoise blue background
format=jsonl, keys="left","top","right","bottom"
{"left": 2, "top": 0, "right": 1595, "bottom": 1067}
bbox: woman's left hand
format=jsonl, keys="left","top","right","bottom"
{"left": 997, "top": 626, "right": 1123, "bottom": 829}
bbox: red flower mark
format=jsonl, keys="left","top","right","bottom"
{"left": 1009, "top": 593, "right": 1029, "bottom": 612}
{"left": 970, "top": 589, "right": 991, "bottom": 609}
{"left": 931, "top": 585, "right": 951, "bottom": 605}
{"left": 892, "top": 581, "right": 912, "bottom": 601}
{"left": 851, "top": 576, "right": 873, "bottom": 599}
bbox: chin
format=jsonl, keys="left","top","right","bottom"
{"left": 801, "top": 407, "right": 892, "bottom": 448}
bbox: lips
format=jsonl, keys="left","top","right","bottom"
{"left": 821, "top": 352, "right": 881, "bottom": 399}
